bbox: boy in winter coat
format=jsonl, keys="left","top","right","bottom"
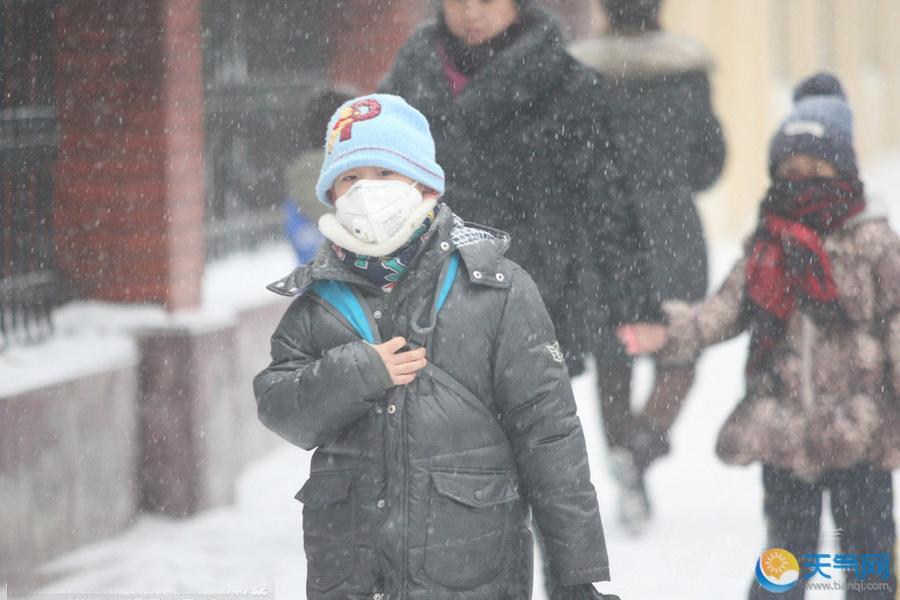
{"left": 569, "top": 0, "right": 726, "bottom": 534}
{"left": 253, "top": 94, "right": 620, "bottom": 600}
{"left": 622, "top": 73, "right": 899, "bottom": 599}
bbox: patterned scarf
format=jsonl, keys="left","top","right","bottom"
{"left": 333, "top": 210, "right": 435, "bottom": 292}
{"left": 743, "top": 177, "right": 865, "bottom": 377}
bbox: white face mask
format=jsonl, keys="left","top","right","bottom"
{"left": 334, "top": 179, "right": 424, "bottom": 245}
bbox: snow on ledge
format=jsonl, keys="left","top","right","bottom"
{"left": 0, "top": 331, "right": 137, "bottom": 399}
{"left": 1, "top": 242, "right": 298, "bottom": 399}
{"left": 202, "top": 241, "right": 298, "bottom": 315}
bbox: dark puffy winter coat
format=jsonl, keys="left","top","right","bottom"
{"left": 570, "top": 32, "right": 726, "bottom": 304}
{"left": 253, "top": 206, "right": 609, "bottom": 599}
{"left": 380, "top": 6, "right": 661, "bottom": 362}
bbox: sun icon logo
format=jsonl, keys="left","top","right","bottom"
{"left": 756, "top": 548, "right": 801, "bottom": 593}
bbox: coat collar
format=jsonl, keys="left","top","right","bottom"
{"left": 266, "top": 205, "right": 513, "bottom": 299}
{"left": 391, "top": 6, "right": 572, "bottom": 137}
{"left": 569, "top": 31, "right": 714, "bottom": 78}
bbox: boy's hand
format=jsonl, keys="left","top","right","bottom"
{"left": 617, "top": 323, "right": 668, "bottom": 355}
{"left": 370, "top": 336, "right": 427, "bottom": 386}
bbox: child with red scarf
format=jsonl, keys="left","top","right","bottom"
{"left": 622, "top": 72, "right": 899, "bottom": 599}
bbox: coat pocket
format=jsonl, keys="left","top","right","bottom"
{"left": 424, "top": 468, "right": 520, "bottom": 590}
{"left": 296, "top": 471, "right": 356, "bottom": 591}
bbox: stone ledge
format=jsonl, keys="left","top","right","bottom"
{"left": 0, "top": 363, "right": 140, "bottom": 579}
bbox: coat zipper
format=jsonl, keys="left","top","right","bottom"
{"left": 800, "top": 314, "right": 814, "bottom": 410}
{"left": 400, "top": 384, "right": 410, "bottom": 600}
{"left": 383, "top": 290, "right": 410, "bottom": 600}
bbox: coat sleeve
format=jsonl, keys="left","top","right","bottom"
{"left": 573, "top": 76, "right": 664, "bottom": 326}
{"left": 680, "top": 70, "right": 726, "bottom": 193}
{"left": 874, "top": 225, "right": 900, "bottom": 398}
{"left": 252, "top": 297, "right": 394, "bottom": 450}
{"left": 492, "top": 266, "right": 610, "bottom": 586}
{"left": 658, "top": 257, "right": 748, "bottom": 366}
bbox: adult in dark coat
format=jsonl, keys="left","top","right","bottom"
{"left": 569, "top": 0, "right": 726, "bottom": 533}
{"left": 380, "top": 0, "right": 662, "bottom": 374}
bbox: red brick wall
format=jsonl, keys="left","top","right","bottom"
{"left": 160, "top": 0, "right": 206, "bottom": 309}
{"left": 326, "top": 0, "right": 430, "bottom": 93}
{"left": 53, "top": 0, "right": 205, "bottom": 310}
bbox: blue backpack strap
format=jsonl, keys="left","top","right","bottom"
{"left": 310, "top": 280, "right": 375, "bottom": 343}
{"left": 312, "top": 253, "right": 460, "bottom": 347}
{"left": 435, "top": 253, "right": 460, "bottom": 314}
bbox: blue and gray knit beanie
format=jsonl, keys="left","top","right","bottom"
{"left": 315, "top": 93, "right": 445, "bottom": 205}
{"left": 769, "top": 72, "right": 857, "bottom": 178}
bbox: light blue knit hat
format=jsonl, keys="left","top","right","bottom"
{"left": 315, "top": 94, "right": 445, "bottom": 205}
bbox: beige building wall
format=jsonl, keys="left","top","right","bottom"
{"left": 658, "top": 0, "right": 900, "bottom": 241}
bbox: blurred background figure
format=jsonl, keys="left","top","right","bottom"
{"left": 570, "top": 0, "right": 726, "bottom": 534}
{"left": 282, "top": 89, "right": 353, "bottom": 265}
{"left": 381, "top": 2, "right": 662, "bottom": 597}
{"left": 380, "top": 0, "right": 661, "bottom": 380}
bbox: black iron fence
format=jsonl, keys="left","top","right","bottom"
{"left": 202, "top": 0, "right": 328, "bottom": 261}
{"left": 0, "top": 1, "right": 61, "bottom": 351}
{"left": 1, "top": 0, "right": 333, "bottom": 350}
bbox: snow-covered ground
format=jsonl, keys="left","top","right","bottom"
{"left": 13, "top": 151, "right": 900, "bottom": 599}
{"left": 20, "top": 322, "right": 880, "bottom": 600}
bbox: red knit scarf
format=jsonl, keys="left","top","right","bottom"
{"left": 743, "top": 177, "right": 865, "bottom": 377}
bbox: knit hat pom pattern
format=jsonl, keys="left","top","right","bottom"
{"left": 769, "top": 71, "right": 857, "bottom": 178}
{"left": 792, "top": 72, "right": 846, "bottom": 102}
{"left": 601, "top": 0, "right": 662, "bottom": 30}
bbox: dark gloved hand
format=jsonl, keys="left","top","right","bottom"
{"left": 552, "top": 583, "right": 621, "bottom": 600}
